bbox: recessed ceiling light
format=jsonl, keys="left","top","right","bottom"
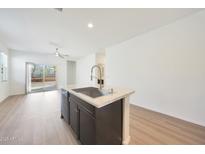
{"left": 88, "top": 23, "right": 94, "bottom": 28}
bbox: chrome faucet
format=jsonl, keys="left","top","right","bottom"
{"left": 91, "top": 65, "right": 103, "bottom": 89}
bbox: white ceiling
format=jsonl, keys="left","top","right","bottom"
{"left": 0, "top": 8, "right": 203, "bottom": 58}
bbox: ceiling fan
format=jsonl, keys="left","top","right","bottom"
{"left": 54, "top": 48, "right": 69, "bottom": 59}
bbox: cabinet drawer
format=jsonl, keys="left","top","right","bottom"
{"left": 70, "top": 94, "right": 95, "bottom": 116}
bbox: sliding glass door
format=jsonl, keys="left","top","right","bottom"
{"left": 26, "top": 63, "right": 57, "bottom": 93}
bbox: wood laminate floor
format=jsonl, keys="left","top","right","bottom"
{"left": 0, "top": 91, "right": 204, "bottom": 144}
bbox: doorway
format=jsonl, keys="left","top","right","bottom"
{"left": 26, "top": 63, "right": 57, "bottom": 94}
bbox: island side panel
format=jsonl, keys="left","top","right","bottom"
{"left": 95, "top": 99, "right": 123, "bottom": 145}
{"left": 122, "top": 97, "right": 130, "bottom": 144}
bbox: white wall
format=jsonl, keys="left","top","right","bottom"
{"left": 0, "top": 42, "right": 9, "bottom": 102}
{"left": 67, "top": 61, "right": 76, "bottom": 85}
{"left": 106, "top": 10, "right": 205, "bottom": 126}
{"left": 10, "top": 50, "right": 67, "bottom": 95}
{"left": 76, "top": 54, "right": 96, "bottom": 85}
{"left": 96, "top": 51, "right": 106, "bottom": 83}
{"left": 96, "top": 51, "right": 106, "bottom": 66}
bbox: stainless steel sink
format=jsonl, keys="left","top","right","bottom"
{"left": 72, "top": 87, "right": 112, "bottom": 98}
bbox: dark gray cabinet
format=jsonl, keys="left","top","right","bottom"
{"left": 69, "top": 93, "right": 123, "bottom": 145}
{"left": 70, "top": 99, "right": 79, "bottom": 138}
{"left": 96, "top": 101, "right": 122, "bottom": 144}
{"left": 79, "top": 106, "right": 96, "bottom": 144}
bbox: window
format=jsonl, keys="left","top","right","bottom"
{"left": 0, "top": 52, "right": 8, "bottom": 81}
{"left": 45, "top": 65, "right": 56, "bottom": 81}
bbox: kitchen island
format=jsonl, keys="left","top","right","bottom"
{"left": 61, "top": 85, "right": 134, "bottom": 145}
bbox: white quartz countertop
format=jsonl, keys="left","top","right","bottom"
{"left": 63, "top": 84, "right": 135, "bottom": 108}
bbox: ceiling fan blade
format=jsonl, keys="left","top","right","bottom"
{"left": 59, "top": 54, "right": 65, "bottom": 59}
{"left": 62, "top": 54, "right": 69, "bottom": 57}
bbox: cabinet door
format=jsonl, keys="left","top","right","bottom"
{"left": 79, "top": 106, "right": 96, "bottom": 145}
{"left": 70, "top": 100, "right": 79, "bottom": 138}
